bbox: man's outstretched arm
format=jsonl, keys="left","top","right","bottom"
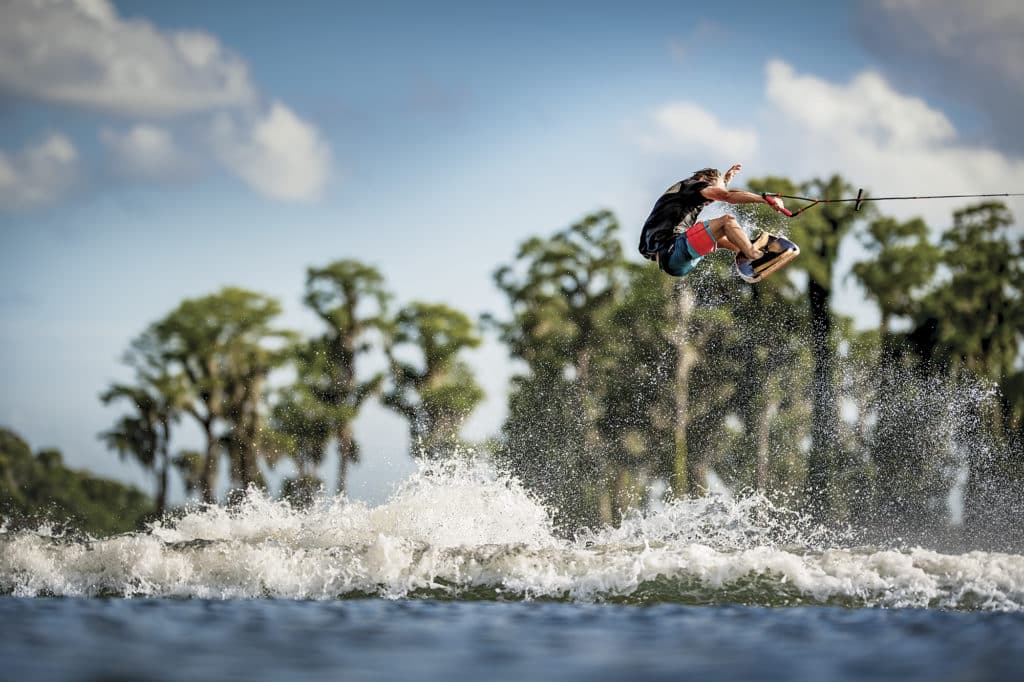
{"left": 701, "top": 186, "right": 766, "bottom": 204}
{"left": 701, "top": 185, "right": 789, "bottom": 213}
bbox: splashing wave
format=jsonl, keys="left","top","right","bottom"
{"left": 2, "top": 462, "right": 1022, "bottom": 610}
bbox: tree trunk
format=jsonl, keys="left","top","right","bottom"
{"left": 805, "top": 278, "right": 839, "bottom": 518}
{"left": 242, "top": 379, "right": 263, "bottom": 490}
{"left": 337, "top": 425, "right": 356, "bottom": 495}
{"left": 756, "top": 388, "right": 778, "bottom": 492}
{"left": 597, "top": 484, "right": 614, "bottom": 526}
{"left": 576, "top": 347, "right": 602, "bottom": 455}
{"left": 672, "top": 282, "right": 700, "bottom": 496}
{"left": 584, "top": 341, "right": 609, "bottom": 525}
{"left": 156, "top": 421, "right": 170, "bottom": 516}
{"left": 575, "top": 345, "right": 607, "bottom": 525}
{"left": 200, "top": 419, "right": 218, "bottom": 504}
{"left": 613, "top": 467, "right": 638, "bottom": 524}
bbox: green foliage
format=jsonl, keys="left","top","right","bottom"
{"left": 913, "top": 202, "right": 1024, "bottom": 541}
{"left": 491, "top": 211, "right": 628, "bottom": 525}
{"left": 926, "top": 203, "right": 1023, "bottom": 380}
{"left": 384, "top": 301, "right": 485, "bottom": 458}
{"left": 757, "top": 176, "right": 873, "bottom": 521}
{"left": 784, "top": 176, "right": 877, "bottom": 287}
{"left": 271, "top": 377, "right": 333, "bottom": 477}
{"left": 127, "top": 287, "right": 293, "bottom": 502}
{"left": 487, "top": 185, "right": 1022, "bottom": 546}
{"left": 172, "top": 449, "right": 203, "bottom": 498}
{"left": 499, "top": 368, "right": 594, "bottom": 526}
{"left": 99, "top": 372, "right": 185, "bottom": 516}
{"left": 849, "top": 216, "right": 950, "bottom": 539}
{"left": 694, "top": 260, "right": 814, "bottom": 498}
{"left": 492, "top": 210, "right": 627, "bottom": 370}
{"left": 596, "top": 264, "right": 676, "bottom": 482}
{"left": 851, "top": 216, "right": 941, "bottom": 333}
{"left": 0, "top": 427, "right": 153, "bottom": 536}
{"left": 275, "top": 260, "right": 390, "bottom": 494}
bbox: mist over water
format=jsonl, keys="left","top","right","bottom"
{"left": 3, "top": 460, "right": 1022, "bottom": 610}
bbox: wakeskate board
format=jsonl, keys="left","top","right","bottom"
{"left": 735, "top": 232, "right": 800, "bottom": 284}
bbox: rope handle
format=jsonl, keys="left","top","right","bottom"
{"left": 761, "top": 192, "right": 795, "bottom": 217}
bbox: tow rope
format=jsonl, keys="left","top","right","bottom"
{"left": 762, "top": 190, "right": 1024, "bottom": 218}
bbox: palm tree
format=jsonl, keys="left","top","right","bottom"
{"left": 100, "top": 373, "right": 184, "bottom": 516}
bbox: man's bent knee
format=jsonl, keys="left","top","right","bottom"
{"left": 706, "top": 214, "right": 738, "bottom": 238}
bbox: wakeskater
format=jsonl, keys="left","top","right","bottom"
{"left": 638, "top": 164, "right": 799, "bottom": 283}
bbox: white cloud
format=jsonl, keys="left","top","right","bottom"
{"left": 101, "top": 125, "right": 189, "bottom": 179}
{"left": 857, "top": 0, "right": 1024, "bottom": 152}
{"left": 0, "top": 0, "right": 255, "bottom": 116}
{"left": 0, "top": 134, "right": 79, "bottom": 210}
{"left": 764, "top": 61, "right": 954, "bottom": 148}
{"left": 749, "top": 57, "right": 1024, "bottom": 331}
{"left": 0, "top": 1, "right": 336, "bottom": 207}
{"left": 760, "top": 59, "right": 1024, "bottom": 225}
{"left": 210, "top": 102, "right": 332, "bottom": 202}
{"left": 635, "top": 59, "right": 1024, "bottom": 225}
{"left": 637, "top": 102, "right": 758, "bottom": 160}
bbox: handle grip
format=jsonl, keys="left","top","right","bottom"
{"left": 762, "top": 192, "right": 793, "bottom": 217}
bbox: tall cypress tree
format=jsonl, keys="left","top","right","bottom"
{"left": 301, "top": 260, "right": 390, "bottom": 494}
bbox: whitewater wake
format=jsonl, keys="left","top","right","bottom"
{"left": 2, "top": 462, "right": 1022, "bottom": 610}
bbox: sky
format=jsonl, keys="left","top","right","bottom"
{"left": 1, "top": 0, "right": 1023, "bottom": 505}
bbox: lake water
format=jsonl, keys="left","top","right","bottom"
{"left": 3, "top": 597, "right": 1024, "bottom": 682}
{"left": 3, "top": 462, "right": 1023, "bottom": 680}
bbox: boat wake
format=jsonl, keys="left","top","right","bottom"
{"left": 2, "top": 462, "right": 1022, "bottom": 610}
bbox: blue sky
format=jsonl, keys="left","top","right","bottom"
{"left": 2, "top": 0, "right": 1022, "bottom": 504}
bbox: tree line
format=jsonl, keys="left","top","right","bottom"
{"left": 0, "top": 427, "right": 151, "bottom": 536}
{"left": 5, "top": 173, "right": 1021, "bottom": 547}
{"left": 99, "top": 263, "right": 485, "bottom": 513}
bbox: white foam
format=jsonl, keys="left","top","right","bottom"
{"left": 2, "top": 461, "right": 1022, "bottom": 610}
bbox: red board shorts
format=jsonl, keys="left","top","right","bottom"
{"left": 685, "top": 220, "right": 718, "bottom": 257}
{"left": 660, "top": 221, "right": 716, "bottom": 277}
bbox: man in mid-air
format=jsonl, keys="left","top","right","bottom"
{"left": 638, "top": 164, "right": 789, "bottom": 277}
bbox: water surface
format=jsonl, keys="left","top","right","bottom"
{"left": 4, "top": 463, "right": 1024, "bottom": 680}
{"left": 3, "top": 597, "right": 1023, "bottom": 682}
